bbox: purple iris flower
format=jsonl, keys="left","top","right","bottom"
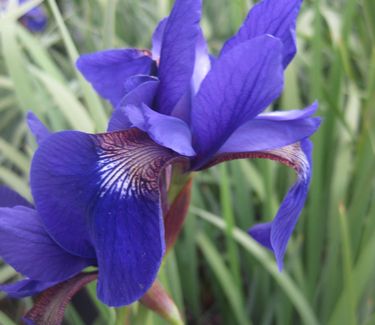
{"left": 0, "top": 0, "right": 320, "bottom": 308}
{"left": 0, "top": 0, "right": 47, "bottom": 32}
{"left": 19, "top": 2, "right": 47, "bottom": 33}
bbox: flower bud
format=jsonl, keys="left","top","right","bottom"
{"left": 140, "top": 280, "right": 183, "bottom": 325}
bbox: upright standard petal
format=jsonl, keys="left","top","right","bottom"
{"left": 31, "top": 128, "right": 185, "bottom": 306}
{"left": 221, "top": 0, "right": 302, "bottom": 67}
{"left": 151, "top": 7, "right": 209, "bottom": 122}
{"left": 152, "top": 18, "right": 168, "bottom": 61}
{"left": 0, "top": 185, "right": 32, "bottom": 208}
{"left": 191, "top": 35, "right": 283, "bottom": 167}
{"left": 0, "top": 206, "right": 92, "bottom": 282}
{"left": 218, "top": 103, "right": 320, "bottom": 153}
{"left": 156, "top": 0, "right": 202, "bottom": 115}
{"left": 116, "top": 104, "right": 196, "bottom": 156}
{"left": 191, "top": 31, "right": 211, "bottom": 95}
{"left": 76, "top": 49, "right": 154, "bottom": 107}
{"left": 27, "top": 112, "right": 51, "bottom": 144}
{"left": 167, "top": 30, "right": 211, "bottom": 123}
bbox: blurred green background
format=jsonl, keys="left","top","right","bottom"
{"left": 0, "top": 0, "right": 374, "bottom": 324}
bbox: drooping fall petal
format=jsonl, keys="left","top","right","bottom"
{"left": 205, "top": 140, "right": 313, "bottom": 270}
{"left": 31, "top": 128, "right": 187, "bottom": 306}
{"left": 249, "top": 140, "right": 313, "bottom": 270}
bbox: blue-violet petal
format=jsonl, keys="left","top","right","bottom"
{"left": 218, "top": 102, "right": 320, "bottom": 153}
{"left": 0, "top": 279, "right": 57, "bottom": 299}
{"left": 156, "top": 0, "right": 202, "bottom": 115}
{"left": 0, "top": 206, "right": 92, "bottom": 282}
{"left": 248, "top": 140, "right": 313, "bottom": 270}
{"left": 76, "top": 49, "right": 153, "bottom": 107}
{"left": 0, "top": 186, "right": 32, "bottom": 208}
{"left": 120, "top": 104, "right": 196, "bottom": 156}
{"left": 27, "top": 112, "right": 51, "bottom": 144}
{"left": 108, "top": 78, "right": 159, "bottom": 131}
{"left": 221, "top": 0, "right": 302, "bottom": 67}
{"left": 31, "top": 128, "right": 185, "bottom": 306}
{"left": 191, "top": 35, "right": 283, "bottom": 166}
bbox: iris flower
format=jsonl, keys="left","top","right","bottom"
{"left": 0, "top": 0, "right": 320, "bottom": 308}
{"left": 0, "top": 0, "right": 47, "bottom": 32}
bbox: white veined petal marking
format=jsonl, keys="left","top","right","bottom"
{"left": 202, "top": 142, "right": 309, "bottom": 181}
{"left": 264, "top": 143, "right": 310, "bottom": 181}
{"left": 92, "top": 129, "right": 179, "bottom": 200}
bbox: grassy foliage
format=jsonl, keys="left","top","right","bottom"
{"left": 0, "top": 0, "right": 374, "bottom": 324}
